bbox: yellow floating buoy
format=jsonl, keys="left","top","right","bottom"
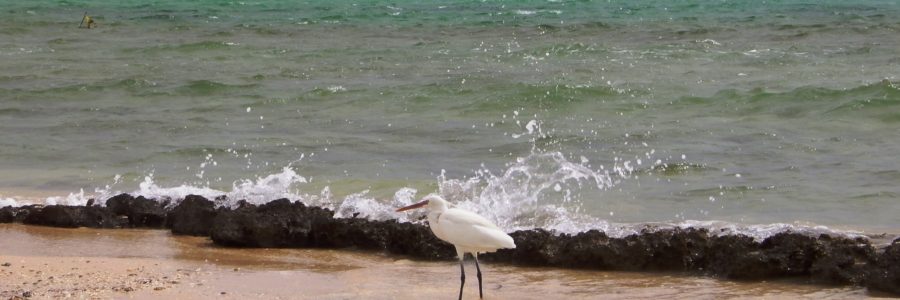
{"left": 79, "top": 12, "right": 96, "bottom": 29}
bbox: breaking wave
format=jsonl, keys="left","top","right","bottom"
{"left": 0, "top": 122, "right": 869, "bottom": 242}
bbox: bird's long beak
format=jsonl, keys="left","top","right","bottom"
{"left": 396, "top": 200, "right": 429, "bottom": 212}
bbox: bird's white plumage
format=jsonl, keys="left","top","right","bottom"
{"left": 416, "top": 195, "right": 516, "bottom": 258}
{"left": 433, "top": 208, "right": 515, "bottom": 253}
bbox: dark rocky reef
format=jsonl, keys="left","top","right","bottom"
{"left": 0, "top": 205, "right": 123, "bottom": 228}
{"left": 1, "top": 194, "right": 897, "bottom": 296}
{"left": 868, "top": 238, "right": 900, "bottom": 295}
{"left": 207, "top": 198, "right": 456, "bottom": 259}
{"left": 480, "top": 228, "right": 874, "bottom": 285}
{"left": 105, "top": 194, "right": 168, "bottom": 228}
{"left": 1, "top": 205, "right": 42, "bottom": 223}
{"left": 166, "top": 194, "right": 220, "bottom": 236}
{"left": 210, "top": 198, "right": 333, "bottom": 247}
{"left": 22, "top": 205, "right": 123, "bottom": 228}
{"left": 1, "top": 206, "right": 22, "bottom": 223}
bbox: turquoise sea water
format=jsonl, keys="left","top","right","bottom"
{"left": 1, "top": 0, "right": 899, "bottom": 235}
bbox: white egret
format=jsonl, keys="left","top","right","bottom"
{"left": 396, "top": 194, "right": 516, "bottom": 300}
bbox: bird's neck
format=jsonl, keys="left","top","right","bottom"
{"left": 427, "top": 209, "right": 444, "bottom": 226}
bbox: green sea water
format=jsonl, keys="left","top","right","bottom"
{"left": 1, "top": 0, "right": 899, "bottom": 235}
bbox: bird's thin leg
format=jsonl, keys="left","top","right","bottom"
{"left": 474, "top": 254, "right": 483, "bottom": 299}
{"left": 458, "top": 257, "right": 466, "bottom": 300}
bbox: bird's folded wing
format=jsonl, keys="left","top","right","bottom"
{"left": 439, "top": 209, "right": 515, "bottom": 249}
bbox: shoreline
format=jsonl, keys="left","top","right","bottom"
{"left": 2, "top": 189, "right": 897, "bottom": 241}
{"left": 1, "top": 193, "right": 899, "bottom": 297}
{"left": 0, "top": 224, "right": 879, "bottom": 299}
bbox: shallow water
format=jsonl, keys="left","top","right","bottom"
{"left": 1, "top": 1, "right": 899, "bottom": 236}
{"left": 0, "top": 224, "right": 877, "bottom": 299}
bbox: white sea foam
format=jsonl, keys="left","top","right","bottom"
{"left": 674, "top": 220, "right": 866, "bottom": 242}
{"left": 326, "top": 85, "right": 346, "bottom": 93}
{"left": 45, "top": 189, "right": 89, "bottom": 206}
{"left": 131, "top": 167, "right": 310, "bottom": 208}
{"left": 334, "top": 187, "right": 419, "bottom": 222}
{"left": 324, "top": 148, "right": 867, "bottom": 241}
{"left": 3, "top": 158, "right": 866, "bottom": 241}
{"left": 328, "top": 148, "right": 628, "bottom": 234}
{"left": 1, "top": 123, "right": 869, "bottom": 242}
{"left": 7, "top": 167, "right": 313, "bottom": 208}
{"left": 0, "top": 197, "right": 18, "bottom": 208}
{"left": 437, "top": 150, "right": 620, "bottom": 233}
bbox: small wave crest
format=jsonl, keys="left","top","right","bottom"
{"left": 672, "top": 79, "right": 900, "bottom": 121}
{"left": 0, "top": 197, "right": 17, "bottom": 208}
{"left": 2, "top": 155, "right": 865, "bottom": 241}
{"left": 675, "top": 220, "right": 866, "bottom": 242}
{"left": 3, "top": 167, "right": 313, "bottom": 209}
{"left": 131, "top": 167, "right": 313, "bottom": 208}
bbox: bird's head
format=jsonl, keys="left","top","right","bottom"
{"left": 396, "top": 194, "right": 448, "bottom": 212}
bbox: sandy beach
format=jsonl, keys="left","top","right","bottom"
{"left": 1, "top": 224, "right": 880, "bottom": 299}
{"left": 3, "top": 1, "right": 900, "bottom": 298}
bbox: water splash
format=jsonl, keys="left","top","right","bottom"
{"left": 132, "top": 166, "right": 310, "bottom": 207}
{"left": 1, "top": 156, "right": 869, "bottom": 241}
{"left": 334, "top": 187, "right": 419, "bottom": 222}
{"left": 324, "top": 149, "right": 629, "bottom": 234}
{"left": 45, "top": 189, "right": 89, "bottom": 206}
{"left": 0, "top": 115, "right": 871, "bottom": 242}
{"left": 0, "top": 167, "right": 318, "bottom": 209}
{"left": 423, "top": 117, "right": 640, "bottom": 233}
{"left": 438, "top": 150, "right": 621, "bottom": 233}
{"left": 0, "top": 197, "right": 17, "bottom": 208}
{"left": 328, "top": 116, "right": 639, "bottom": 233}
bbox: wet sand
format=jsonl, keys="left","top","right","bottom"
{"left": 0, "top": 224, "right": 881, "bottom": 299}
